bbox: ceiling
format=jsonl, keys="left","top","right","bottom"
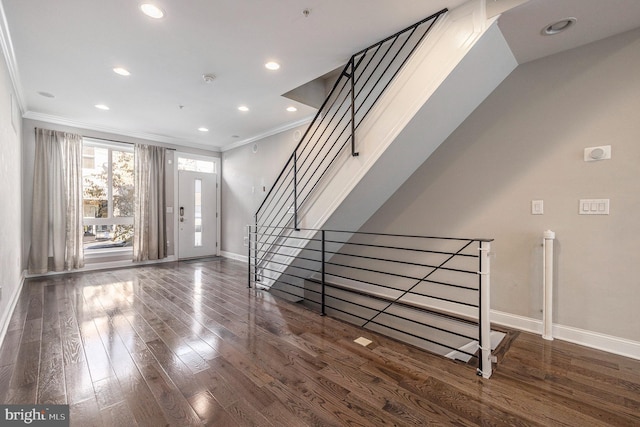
{"left": 2, "top": 0, "right": 640, "bottom": 152}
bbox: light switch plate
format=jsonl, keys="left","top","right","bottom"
{"left": 579, "top": 199, "right": 609, "bottom": 215}
{"left": 531, "top": 200, "right": 543, "bottom": 215}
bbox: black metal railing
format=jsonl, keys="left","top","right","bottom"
{"left": 248, "top": 226, "right": 494, "bottom": 378}
{"left": 254, "top": 9, "right": 448, "bottom": 264}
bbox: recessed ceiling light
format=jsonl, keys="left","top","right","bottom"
{"left": 140, "top": 4, "right": 164, "bottom": 19}
{"left": 542, "top": 17, "right": 576, "bottom": 35}
{"left": 113, "top": 67, "right": 130, "bottom": 76}
{"left": 238, "top": 106, "right": 249, "bottom": 112}
{"left": 198, "top": 127, "right": 209, "bottom": 132}
{"left": 95, "top": 104, "right": 110, "bottom": 110}
{"left": 286, "top": 106, "right": 297, "bottom": 112}
{"left": 265, "top": 61, "right": 280, "bottom": 71}
{"left": 38, "top": 91, "right": 55, "bottom": 98}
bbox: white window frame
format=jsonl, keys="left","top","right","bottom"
{"left": 82, "top": 138, "right": 134, "bottom": 256}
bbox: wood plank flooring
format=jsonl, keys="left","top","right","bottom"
{"left": 1, "top": 257, "right": 639, "bottom": 426}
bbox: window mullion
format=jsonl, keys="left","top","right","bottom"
{"left": 108, "top": 148, "right": 113, "bottom": 219}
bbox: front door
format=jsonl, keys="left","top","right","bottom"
{"left": 178, "top": 170, "right": 217, "bottom": 259}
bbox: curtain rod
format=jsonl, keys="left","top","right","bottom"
{"left": 83, "top": 135, "right": 177, "bottom": 151}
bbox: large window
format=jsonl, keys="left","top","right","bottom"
{"left": 82, "top": 142, "right": 134, "bottom": 252}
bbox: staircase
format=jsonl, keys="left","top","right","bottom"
{"left": 249, "top": 0, "right": 518, "bottom": 378}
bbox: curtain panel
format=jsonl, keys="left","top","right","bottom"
{"left": 28, "top": 128, "right": 84, "bottom": 274}
{"left": 133, "top": 144, "right": 167, "bottom": 261}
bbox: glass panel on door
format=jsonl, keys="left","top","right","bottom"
{"left": 194, "top": 178, "right": 202, "bottom": 247}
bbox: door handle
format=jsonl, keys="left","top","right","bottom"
{"left": 179, "top": 206, "right": 184, "bottom": 216}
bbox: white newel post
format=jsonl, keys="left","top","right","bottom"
{"left": 543, "top": 230, "right": 556, "bottom": 340}
{"left": 479, "top": 240, "right": 492, "bottom": 379}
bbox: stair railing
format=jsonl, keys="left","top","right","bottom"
{"left": 254, "top": 9, "right": 448, "bottom": 268}
{"left": 248, "top": 225, "right": 494, "bottom": 378}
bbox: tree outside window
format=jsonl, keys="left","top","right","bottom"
{"left": 82, "top": 143, "right": 134, "bottom": 250}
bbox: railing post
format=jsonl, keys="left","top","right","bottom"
{"left": 247, "top": 225, "right": 252, "bottom": 288}
{"left": 350, "top": 58, "right": 359, "bottom": 157}
{"left": 293, "top": 152, "right": 300, "bottom": 230}
{"left": 254, "top": 214, "right": 258, "bottom": 283}
{"left": 478, "top": 240, "right": 492, "bottom": 378}
{"left": 321, "top": 230, "right": 326, "bottom": 316}
{"left": 543, "top": 230, "right": 556, "bottom": 340}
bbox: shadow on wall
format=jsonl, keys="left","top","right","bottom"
{"left": 357, "top": 28, "right": 640, "bottom": 337}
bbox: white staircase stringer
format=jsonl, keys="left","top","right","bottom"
{"left": 298, "top": 0, "right": 516, "bottom": 234}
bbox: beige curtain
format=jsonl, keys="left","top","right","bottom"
{"left": 28, "top": 128, "right": 84, "bottom": 274}
{"left": 133, "top": 144, "right": 167, "bottom": 261}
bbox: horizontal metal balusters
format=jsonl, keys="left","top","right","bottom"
{"left": 248, "top": 226, "right": 493, "bottom": 375}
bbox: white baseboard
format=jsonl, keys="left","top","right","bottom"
{"left": 25, "top": 255, "right": 177, "bottom": 278}
{"left": 491, "top": 310, "right": 543, "bottom": 334}
{"left": 491, "top": 309, "right": 640, "bottom": 361}
{"left": 221, "top": 251, "right": 247, "bottom": 263}
{"left": 0, "top": 271, "right": 26, "bottom": 350}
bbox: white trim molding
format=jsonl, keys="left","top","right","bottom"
{"left": 220, "top": 116, "right": 313, "bottom": 153}
{"left": 0, "top": 0, "right": 25, "bottom": 112}
{"left": 24, "top": 111, "right": 220, "bottom": 152}
{"left": 491, "top": 310, "right": 640, "bottom": 361}
{"left": 221, "top": 251, "right": 248, "bottom": 263}
{"left": 25, "top": 255, "right": 177, "bottom": 279}
{"left": 0, "top": 270, "right": 26, "bottom": 350}
{"left": 26, "top": 111, "right": 315, "bottom": 154}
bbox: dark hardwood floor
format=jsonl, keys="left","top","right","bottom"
{"left": 1, "top": 258, "right": 639, "bottom": 426}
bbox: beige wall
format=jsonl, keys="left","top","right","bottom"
{"left": 221, "top": 125, "right": 307, "bottom": 256}
{"left": 359, "top": 28, "right": 640, "bottom": 342}
{"left": 21, "top": 118, "right": 219, "bottom": 266}
{"left": 0, "top": 47, "right": 22, "bottom": 334}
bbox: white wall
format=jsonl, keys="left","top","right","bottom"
{"left": 221, "top": 125, "right": 306, "bottom": 257}
{"left": 0, "top": 47, "right": 22, "bottom": 338}
{"left": 360, "top": 28, "right": 640, "bottom": 343}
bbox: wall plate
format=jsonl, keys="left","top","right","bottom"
{"left": 584, "top": 145, "right": 611, "bottom": 162}
{"left": 531, "top": 200, "right": 543, "bottom": 215}
{"left": 579, "top": 199, "right": 609, "bottom": 215}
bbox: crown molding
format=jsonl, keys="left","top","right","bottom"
{"left": 23, "top": 111, "right": 221, "bottom": 152}
{"left": 24, "top": 110, "right": 315, "bottom": 154}
{"left": 220, "top": 116, "right": 313, "bottom": 153}
{"left": 0, "top": 1, "right": 25, "bottom": 113}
